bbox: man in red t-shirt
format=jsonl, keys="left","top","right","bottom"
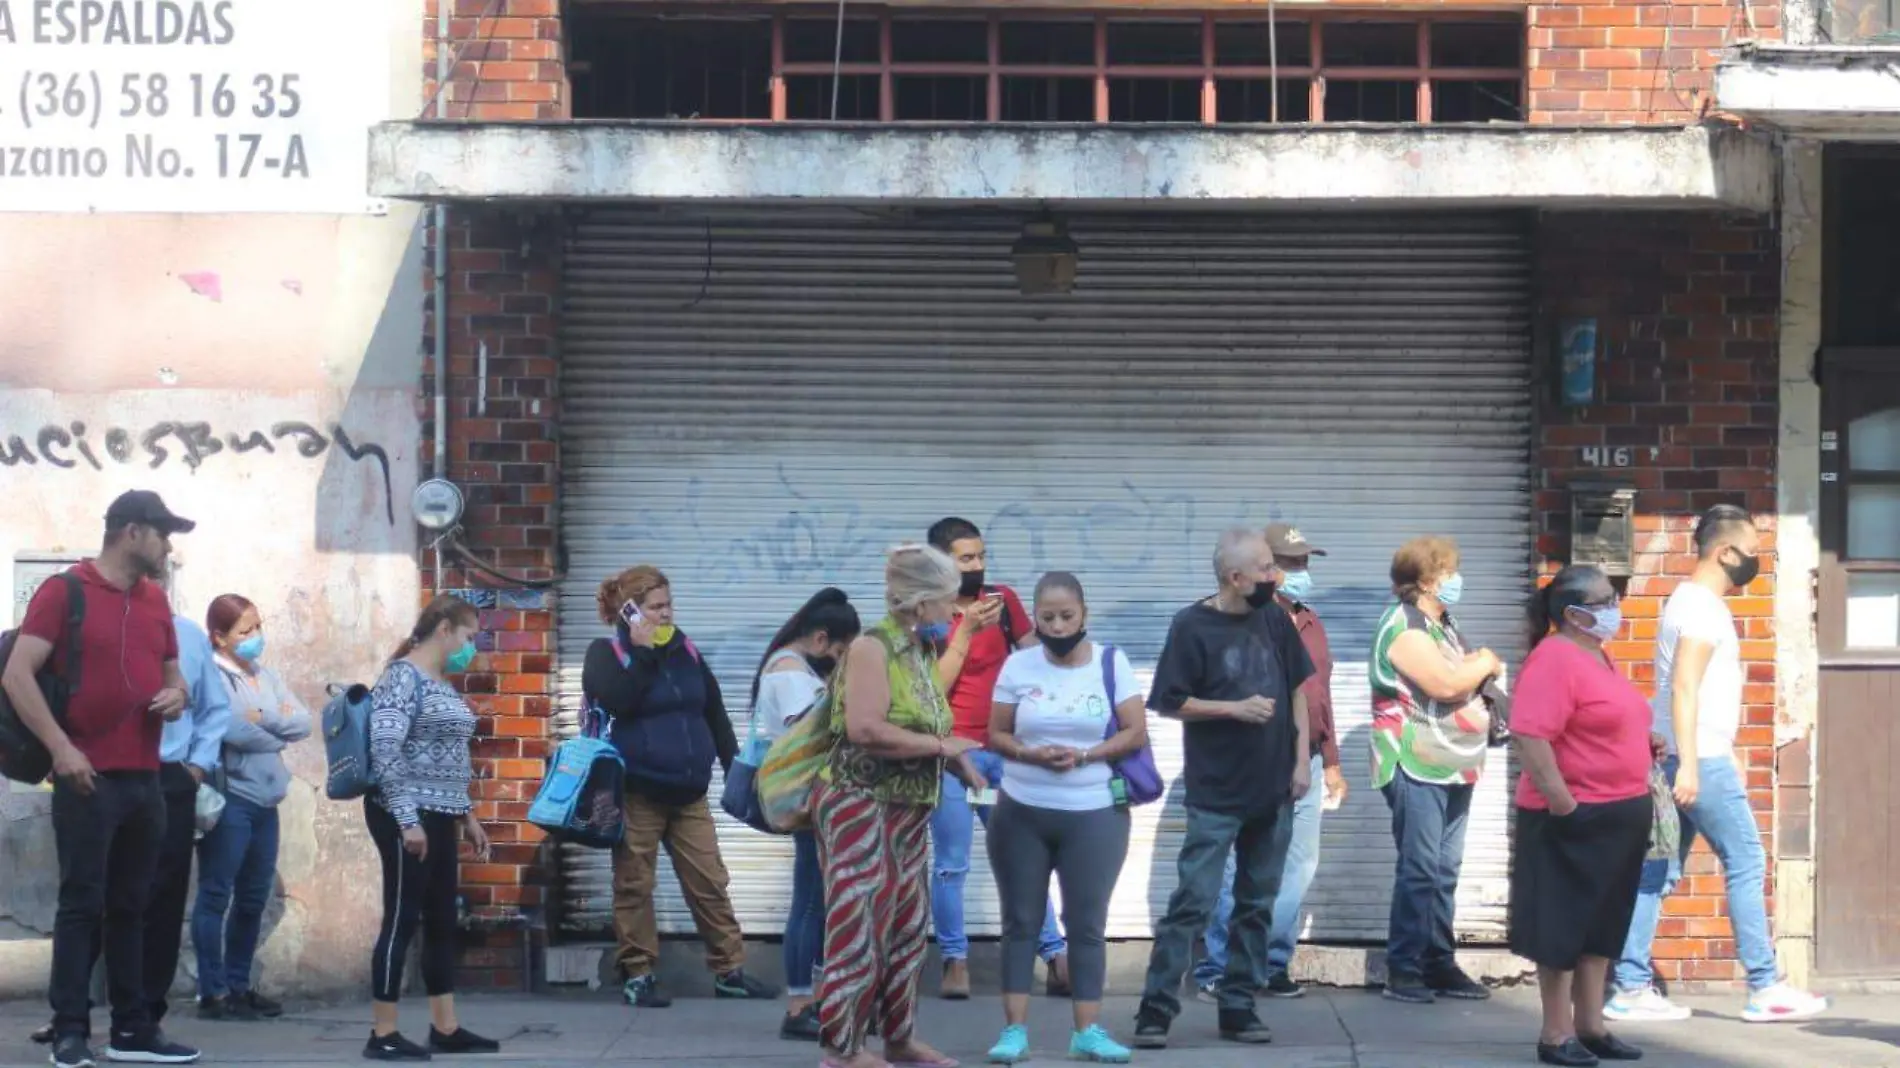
{"left": 2, "top": 490, "right": 201, "bottom": 1067}
{"left": 923, "top": 517, "right": 1067, "bottom": 999}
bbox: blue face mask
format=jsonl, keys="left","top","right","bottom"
{"left": 916, "top": 621, "right": 951, "bottom": 644}
{"left": 1570, "top": 605, "right": 1622, "bottom": 642}
{"left": 446, "top": 640, "right": 478, "bottom": 674}
{"left": 235, "top": 634, "right": 266, "bottom": 662}
{"left": 1436, "top": 572, "right": 1466, "bottom": 607}
{"left": 1278, "top": 571, "right": 1314, "bottom": 603}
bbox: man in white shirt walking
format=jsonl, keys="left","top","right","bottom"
{"left": 1605, "top": 504, "right": 1827, "bottom": 1025}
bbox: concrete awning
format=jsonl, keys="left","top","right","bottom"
{"left": 367, "top": 122, "right": 1773, "bottom": 211}
{"left": 1718, "top": 43, "right": 1900, "bottom": 139}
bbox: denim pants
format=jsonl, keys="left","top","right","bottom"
{"left": 1383, "top": 772, "right": 1473, "bottom": 978}
{"left": 1140, "top": 802, "right": 1289, "bottom": 1019}
{"left": 784, "top": 830, "right": 825, "bottom": 997}
{"left": 930, "top": 749, "right": 1065, "bottom": 961}
{"left": 1196, "top": 754, "right": 1324, "bottom": 985}
{"left": 1614, "top": 754, "right": 1779, "bottom": 992}
{"left": 191, "top": 795, "right": 281, "bottom": 999}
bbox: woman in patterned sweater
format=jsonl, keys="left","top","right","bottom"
{"left": 362, "top": 594, "right": 500, "bottom": 1062}
{"left": 816, "top": 545, "right": 984, "bottom": 1068}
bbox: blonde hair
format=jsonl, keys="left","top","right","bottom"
{"left": 1391, "top": 536, "right": 1460, "bottom": 603}
{"left": 885, "top": 543, "right": 960, "bottom": 615}
{"left": 597, "top": 565, "right": 670, "bottom": 625}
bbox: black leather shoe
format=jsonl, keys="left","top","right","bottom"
{"left": 1538, "top": 1038, "right": 1601, "bottom": 1067}
{"left": 1580, "top": 1032, "right": 1643, "bottom": 1061}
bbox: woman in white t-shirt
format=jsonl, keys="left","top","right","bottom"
{"left": 984, "top": 572, "right": 1148, "bottom": 1065}
{"left": 748, "top": 587, "right": 860, "bottom": 1042}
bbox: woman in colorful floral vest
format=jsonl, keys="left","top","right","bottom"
{"left": 1369, "top": 535, "right": 1504, "bottom": 1006}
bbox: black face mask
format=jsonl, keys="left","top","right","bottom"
{"left": 959, "top": 569, "right": 987, "bottom": 599}
{"left": 1038, "top": 629, "right": 1087, "bottom": 658}
{"left": 806, "top": 655, "right": 838, "bottom": 678}
{"left": 1723, "top": 550, "right": 1762, "bottom": 589}
{"left": 1244, "top": 580, "right": 1278, "bottom": 610}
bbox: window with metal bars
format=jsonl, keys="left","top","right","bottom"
{"left": 569, "top": 8, "right": 1525, "bottom": 124}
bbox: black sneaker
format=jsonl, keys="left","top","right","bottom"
{"left": 621, "top": 975, "right": 672, "bottom": 1009}
{"left": 1132, "top": 1004, "right": 1171, "bottom": 1050}
{"left": 1263, "top": 971, "right": 1305, "bottom": 999}
{"left": 52, "top": 1035, "right": 97, "bottom": 1068}
{"left": 779, "top": 1004, "right": 823, "bottom": 1042}
{"left": 428, "top": 1027, "right": 500, "bottom": 1054}
{"left": 1425, "top": 965, "right": 1491, "bottom": 1001}
{"left": 1383, "top": 971, "right": 1436, "bottom": 1005}
{"left": 197, "top": 995, "right": 257, "bottom": 1022}
{"left": 234, "top": 990, "right": 284, "bottom": 1019}
{"left": 363, "top": 1031, "right": 432, "bottom": 1061}
{"left": 713, "top": 969, "right": 778, "bottom": 1000}
{"left": 103, "top": 1028, "right": 201, "bottom": 1064}
{"left": 1218, "top": 1008, "right": 1273, "bottom": 1044}
{"left": 33, "top": 1022, "right": 57, "bottom": 1045}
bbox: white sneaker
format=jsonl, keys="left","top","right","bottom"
{"left": 1604, "top": 986, "right": 1693, "bottom": 1022}
{"left": 1742, "top": 983, "right": 1829, "bottom": 1024}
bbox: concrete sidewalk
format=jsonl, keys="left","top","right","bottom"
{"left": 3, "top": 988, "right": 1898, "bottom": 1067}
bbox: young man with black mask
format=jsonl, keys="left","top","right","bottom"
{"left": 924, "top": 517, "right": 1068, "bottom": 1000}
{"left": 1604, "top": 504, "right": 1827, "bottom": 1026}
{"left": 3, "top": 491, "right": 204, "bottom": 1067}
{"left": 1133, "top": 526, "right": 1312, "bottom": 1050}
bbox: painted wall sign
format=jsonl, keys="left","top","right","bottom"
{"left": 1559, "top": 318, "right": 1599, "bottom": 408}
{"left": 0, "top": 418, "right": 394, "bottom": 523}
{"left": 0, "top": 0, "right": 390, "bottom": 213}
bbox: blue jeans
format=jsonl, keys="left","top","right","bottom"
{"left": 1140, "top": 802, "right": 1290, "bottom": 1018}
{"left": 785, "top": 830, "right": 825, "bottom": 997}
{"left": 1383, "top": 772, "right": 1472, "bottom": 978}
{"left": 1196, "top": 754, "right": 1324, "bottom": 985}
{"left": 1614, "top": 755, "right": 1778, "bottom": 992}
{"left": 930, "top": 749, "right": 1065, "bottom": 961}
{"left": 191, "top": 795, "right": 280, "bottom": 999}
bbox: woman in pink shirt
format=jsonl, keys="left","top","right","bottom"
{"left": 1509, "top": 565, "right": 1656, "bottom": 1068}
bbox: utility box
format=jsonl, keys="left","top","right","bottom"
{"left": 1569, "top": 483, "right": 1637, "bottom": 578}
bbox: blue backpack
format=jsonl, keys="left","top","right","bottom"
{"left": 321, "top": 682, "right": 375, "bottom": 801}
{"left": 529, "top": 736, "right": 626, "bottom": 848}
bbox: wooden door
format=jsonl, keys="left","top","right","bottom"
{"left": 1816, "top": 355, "right": 1900, "bottom": 976}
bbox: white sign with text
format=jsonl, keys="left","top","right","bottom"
{"left": 0, "top": 0, "right": 390, "bottom": 213}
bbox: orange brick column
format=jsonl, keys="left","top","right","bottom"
{"left": 1535, "top": 211, "right": 1780, "bottom": 984}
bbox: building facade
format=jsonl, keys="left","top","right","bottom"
{"left": 3, "top": 0, "right": 1861, "bottom": 1000}
{"left": 373, "top": 0, "right": 1802, "bottom": 992}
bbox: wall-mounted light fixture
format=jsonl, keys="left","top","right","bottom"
{"left": 1011, "top": 216, "right": 1079, "bottom": 296}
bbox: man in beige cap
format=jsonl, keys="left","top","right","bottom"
{"left": 1193, "top": 521, "right": 1344, "bottom": 1001}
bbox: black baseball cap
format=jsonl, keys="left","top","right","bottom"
{"left": 1265, "top": 522, "right": 1326, "bottom": 558}
{"left": 105, "top": 490, "right": 196, "bottom": 536}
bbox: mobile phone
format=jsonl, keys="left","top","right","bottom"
{"left": 619, "top": 601, "right": 645, "bottom": 627}
{"left": 969, "top": 787, "right": 998, "bottom": 807}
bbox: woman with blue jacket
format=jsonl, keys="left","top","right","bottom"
{"left": 191, "top": 594, "right": 312, "bottom": 1021}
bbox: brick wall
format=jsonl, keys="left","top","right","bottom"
{"left": 1535, "top": 210, "right": 1780, "bottom": 984}
{"left": 421, "top": 205, "right": 565, "bottom": 989}
{"left": 1528, "top": 0, "right": 1781, "bottom": 123}
{"left": 424, "top": 0, "right": 568, "bottom": 121}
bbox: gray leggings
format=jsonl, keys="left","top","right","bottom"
{"left": 986, "top": 793, "right": 1131, "bottom": 1000}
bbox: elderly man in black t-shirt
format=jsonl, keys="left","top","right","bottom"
{"left": 1133, "top": 526, "right": 1313, "bottom": 1050}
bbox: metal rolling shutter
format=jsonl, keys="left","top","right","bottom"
{"left": 554, "top": 206, "right": 1532, "bottom": 945}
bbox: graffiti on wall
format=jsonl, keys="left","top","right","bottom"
{"left": 0, "top": 420, "right": 394, "bottom": 524}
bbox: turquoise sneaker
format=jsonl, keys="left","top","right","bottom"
{"left": 988, "top": 1024, "right": 1031, "bottom": 1064}
{"left": 1069, "top": 1025, "right": 1132, "bottom": 1063}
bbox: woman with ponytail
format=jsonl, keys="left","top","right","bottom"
{"left": 1507, "top": 565, "right": 1657, "bottom": 1067}
{"left": 364, "top": 594, "right": 498, "bottom": 1061}
{"left": 751, "top": 588, "right": 862, "bottom": 1042}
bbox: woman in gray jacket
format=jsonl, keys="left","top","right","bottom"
{"left": 190, "top": 594, "right": 312, "bottom": 1020}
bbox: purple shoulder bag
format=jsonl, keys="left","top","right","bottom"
{"left": 1098, "top": 644, "right": 1163, "bottom": 806}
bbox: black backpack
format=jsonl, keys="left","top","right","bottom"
{"left": 0, "top": 572, "right": 85, "bottom": 784}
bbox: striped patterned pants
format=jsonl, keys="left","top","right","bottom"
{"left": 814, "top": 780, "right": 932, "bottom": 1057}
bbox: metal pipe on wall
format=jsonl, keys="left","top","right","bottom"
{"left": 432, "top": 0, "right": 450, "bottom": 484}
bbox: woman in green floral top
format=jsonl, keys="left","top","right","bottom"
{"left": 815, "top": 544, "right": 983, "bottom": 1068}
{"left": 1368, "top": 535, "right": 1505, "bottom": 1006}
